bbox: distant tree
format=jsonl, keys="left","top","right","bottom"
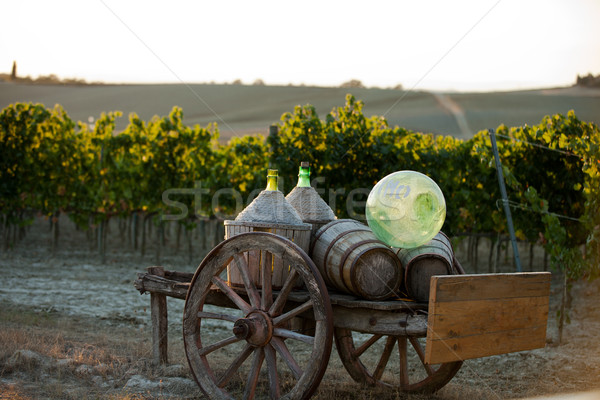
{"left": 393, "top": 83, "right": 403, "bottom": 90}
{"left": 36, "top": 74, "right": 60, "bottom": 84}
{"left": 576, "top": 73, "right": 600, "bottom": 88}
{"left": 11, "top": 61, "right": 17, "bottom": 80}
{"left": 252, "top": 78, "right": 265, "bottom": 86}
{"left": 231, "top": 79, "right": 243, "bottom": 85}
{"left": 340, "top": 79, "right": 365, "bottom": 88}
{"left": 63, "top": 77, "right": 87, "bottom": 85}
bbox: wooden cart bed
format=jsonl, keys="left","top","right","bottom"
{"left": 135, "top": 268, "right": 551, "bottom": 365}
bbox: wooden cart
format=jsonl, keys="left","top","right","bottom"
{"left": 135, "top": 231, "right": 551, "bottom": 400}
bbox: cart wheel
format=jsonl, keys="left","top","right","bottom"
{"left": 334, "top": 329, "right": 461, "bottom": 393}
{"left": 183, "top": 232, "right": 333, "bottom": 400}
{"left": 334, "top": 257, "right": 464, "bottom": 394}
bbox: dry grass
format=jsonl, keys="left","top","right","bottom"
{"left": 0, "top": 299, "right": 483, "bottom": 399}
{"left": 0, "top": 302, "right": 166, "bottom": 399}
{"left": 1, "top": 291, "right": 599, "bottom": 400}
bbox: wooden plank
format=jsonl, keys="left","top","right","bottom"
{"left": 135, "top": 271, "right": 428, "bottom": 312}
{"left": 163, "top": 269, "right": 194, "bottom": 282}
{"left": 332, "top": 307, "right": 428, "bottom": 336}
{"left": 261, "top": 251, "right": 273, "bottom": 310}
{"left": 148, "top": 266, "right": 168, "bottom": 365}
{"left": 425, "top": 272, "right": 551, "bottom": 365}
{"left": 247, "top": 250, "right": 261, "bottom": 286}
{"left": 225, "top": 225, "right": 244, "bottom": 285}
{"left": 135, "top": 273, "right": 189, "bottom": 299}
{"left": 426, "top": 325, "right": 547, "bottom": 364}
{"left": 136, "top": 270, "right": 427, "bottom": 311}
{"left": 272, "top": 254, "right": 285, "bottom": 288}
{"left": 327, "top": 292, "right": 427, "bottom": 311}
{"left": 429, "top": 296, "right": 549, "bottom": 338}
{"left": 431, "top": 272, "right": 551, "bottom": 302}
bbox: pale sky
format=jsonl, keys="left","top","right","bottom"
{"left": 2, "top": 0, "right": 599, "bottom": 92}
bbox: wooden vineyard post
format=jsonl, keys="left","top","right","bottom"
{"left": 148, "top": 266, "right": 168, "bottom": 365}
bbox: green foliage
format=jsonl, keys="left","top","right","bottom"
{"left": 1, "top": 98, "right": 599, "bottom": 283}
{"left": 214, "top": 134, "right": 269, "bottom": 217}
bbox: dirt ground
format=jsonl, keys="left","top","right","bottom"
{"left": 1, "top": 215, "right": 599, "bottom": 399}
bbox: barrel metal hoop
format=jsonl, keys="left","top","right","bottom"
{"left": 404, "top": 253, "right": 453, "bottom": 294}
{"left": 309, "top": 218, "right": 366, "bottom": 254}
{"left": 429, "top": 234, "right": 454, "bottom": 255}
{"left": 341, "top": 239, "right": 385, "bottom": 295}
{"left": 340, "top": 239, "right": 382, "bottom": 278}
{"left": 308, "top": 219, "right": 348, "bottom": 257}
{"left": 437, "top": 231, "right": 454, "bottom": 251}
{"left": 348, "top": 245, "right": 402, "bottom": 300}
{"left": 404, "top": 253, "right": 452, "bottom": 271}
{"left": 322, "top": 228, "right": 371, "bottom": 285}
{"left": 310, "top": 219, "right": 357, "bottom": 255}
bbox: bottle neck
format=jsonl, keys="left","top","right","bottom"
{"left": 266, "top": 169, "right": 278, "bottom": 191}
{"left": 297, "top": 166, "right": 311, "bottom": 187}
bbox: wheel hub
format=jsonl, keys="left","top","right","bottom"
{"left": 232, "top": 310, "right": 273, "bottom": 347}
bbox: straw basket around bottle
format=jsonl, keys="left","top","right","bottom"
{"left": 286, "top": 188, "right": 336, "bottom": 241}
{"left": 286, "top": 162, "right": 337, "bottom": 241}
{"left": 393, "top": 231, "right": 456, "bottom": 302}
{"left": 310, "top": 219, "right": 403, "bottom": 300}
{"left": 224, "top": 174, "right": 311, "bottom": 289}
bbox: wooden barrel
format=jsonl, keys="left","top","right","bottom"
{"left": 311, "top": 219, "right": 403, "bottom": 300}
{"left": 306, "top": 220, "right": 333, "bottom": 239}
{"left": 393, "top": 231, "right": 455, "bottom": 302}
{"left": 224, "top": 220, "right": 311, "bottom": 289}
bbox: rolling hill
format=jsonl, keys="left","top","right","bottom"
{"left": 1, "top": 81, "right": 599, "bottom": 141}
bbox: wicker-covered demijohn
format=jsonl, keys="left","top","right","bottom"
{"left": 225, "top": 169, "right": 311, "bottom": 288}
{"left": 286, "top": 162, "right": 336, "bottom": 242}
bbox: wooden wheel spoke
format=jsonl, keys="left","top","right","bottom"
{"left": 409, "top": 337, "right": 434, "bottom": 377}
{"left": 269, "top": 269, "right": 299, "bottom": 316}
{"left": 353, "top": 334, "right": 383, "bottom": 358}
{"left": 373, "top": 336, "right": 396, "bottom": 381}
{"left": 211, "top": 276, "right": 252, "bottom": 314}
{"left": 273, "top": 327, "right": 314, "bottom": 345}
{"left": 243, "top": 347, "right": 265, "bottom": 400}
{"left": 398, "top": 337, "right": 409, "bottom": 387}
{"left": 233, "top": 253, "right": 261, "bottom": 309}
{"left": 198, "top": 335, "right": 241, "bottom": 356}
{"left": 272, "top": 300, "right": 313, "bottom": 326}
{"left": 197, "top": 311, "right": 238, "bottom": 323}
{"left": 264, "top": 344, "right": 280, "bottom": 399}
{"left": 261, "top": 251, "right": 273, "bottom": 310}
{"left": 184, "top": 233, "right": 333, "bottom": 400}
{"left": 270, "top": 337, "right": 303, "bottom": 380}
{"left": 335, "top": 326, "right": 463, "bottom": 393}
{"left": 217, "top": 343, "right": 254, "bottom": 388}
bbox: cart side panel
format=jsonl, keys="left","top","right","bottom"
{"left": 425, "top": 272, "right": 551, "bottom": 364}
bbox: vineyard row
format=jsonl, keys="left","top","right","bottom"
{"left": 1, "top": 95, "right": 599, "bottom": 279}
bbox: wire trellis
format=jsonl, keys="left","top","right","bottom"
{"left": 495, "top": 199, "right": 581, "bottom": 222}
{"left": 491, "top": 131, "right": 583, "bottom": 222}
{"left": 494, "top": 133, "right": 580, "bottom": 158}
